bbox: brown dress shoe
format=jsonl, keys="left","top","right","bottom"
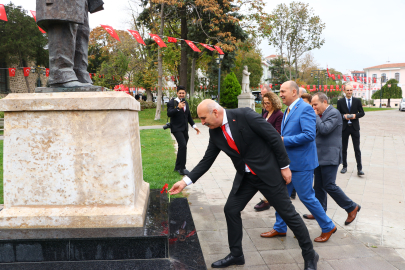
{"left": 303, "top": 214, "right": 315, "bottom": 220}
{"left": 314, "top": 226, "right": 337, "bottom": 242}
{"left": 345, "top": 205, "right": 361, "bottom": 225}
{"left": 254, "top": 199, "right": 271, "bottom": 211}
{"left": 260, "top": 229, "right": 286, "bottom": 238}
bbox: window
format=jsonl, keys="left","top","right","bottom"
{"left": 372, "top": 74, "right": 377, "bottom": 80}
{"left": 0, "top": 62, "right": 9, "bottom": 94}
{"left": 395, "top": 73, "right": 400, "bottom": 82}
{"left": 381, "top": 73, "right": 386, "bottom": 83}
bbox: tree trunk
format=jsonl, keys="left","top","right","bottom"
{"left": 179, "top": 7, "right": 188, "bottom": 89}
{"left": 190, "top": 57, "right": 196, "bottom": 98}
{"left": 154, "top": 3, "right": 165, "bottom": 121}
{"left": 387, "top": 98, "right": 391, "bottom": 107}
{"left": 146, "top": 89, "right": 153, "bottom": 102}
{"left": 24, "top": 76, "right": 32, "bottom": 93}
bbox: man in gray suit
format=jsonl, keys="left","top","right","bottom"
{"left": 36, "top": 0, "right": 104, "bottom": 88}
{"left": 303, "top": 93, "right": 360, "bottom": 226}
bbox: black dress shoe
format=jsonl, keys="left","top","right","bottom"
{"left": 340, "top": 167, "right": 347, "bottom": 174}
{"left": 211, "top": 254, "right": 245, "bottom": 268}
{"left": 290, "top": 188, "right": 297, "bottom": 199}
{"left": 254, "top": 199, "right": 271, "bottom": 211}
{"left": 357, "top": 170, "right": 365, "bottom": 176}
{"left": 304, "top": 252, "right": 319, "bottom": 270}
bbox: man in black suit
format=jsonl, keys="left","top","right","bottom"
{"left": 167, "top": 86, "right": 200, "bottom": 175}
{"left": 169, "top": 100, "right": 318, "bottom": 270}
{"left": 337, "top": 85, "right": 365, "bottom": 175}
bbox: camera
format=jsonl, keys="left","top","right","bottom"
{"left": 347, "top": 114, "right": 353, "bottom": 119}
{"left": 180, "top": 98, "right": 186, "bottom": 102}
{"left": 163, "top": 122, "right": 171, "bottom": 130}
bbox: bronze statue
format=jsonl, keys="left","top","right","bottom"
{"left": 36, "top": 0, "right": 104, "bottom": 88}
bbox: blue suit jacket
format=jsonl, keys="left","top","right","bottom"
{"left": 281, "top": 98, "right": 319, "bottom": 171}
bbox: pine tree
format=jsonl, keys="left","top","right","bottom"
{"left": 220, "top": 72, "right": 241, "bottom": 108}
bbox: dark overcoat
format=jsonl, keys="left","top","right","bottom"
{"left": 36, "top": 0, "right": 104, "bottom": 31}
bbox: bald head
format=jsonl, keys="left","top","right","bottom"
{"left": 197, "top": 99, "right": 224, "bottom": 129}
{"left": 344, "top": 85, "right": 353, "bottom": 98}
{"left": 299, "top": 87, "right": 307, "bottom": 97}
{"left": 280, "top": 81, "right": 300, "bottom": 106}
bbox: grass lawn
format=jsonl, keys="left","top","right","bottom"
{"left": 363, "top": 107, "right": 396, "bottom": 112}
{"left": 140, "top": 129, "right": 183, "bottom": 197}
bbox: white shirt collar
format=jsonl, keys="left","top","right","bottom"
{"left": 175, "top": 97, "right": 181, "bottom": 102}
{"left": 222, "top": 110, "right": 228, "bottom": 126}
{"left": 346, "top": 96, "right": 352, "bottom": 101}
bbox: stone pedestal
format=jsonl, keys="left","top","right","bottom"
{"left": 237, "top": 92, "right": 255, "bottom": 110}
{"left": 0, "top": 92, "right": 149, "bottom": 229}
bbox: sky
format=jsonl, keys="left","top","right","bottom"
{"left": 6, "top": 0, "right": 405, "bottom": 73}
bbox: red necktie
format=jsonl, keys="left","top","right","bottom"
{"left": 221, "top": 125, "right": 256, "bottom": 175}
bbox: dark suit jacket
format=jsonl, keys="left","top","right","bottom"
{"left": 167, "top": 98, "right": 195, "bottom": 133}
{"left": 188, "top": 108, "right": 290, "bottom": 194}
{"left": 316, "top": 106, "right": 342, "bottom": 166}
{"left": 37, "top": 0, "right": 104, "bottom": 30}
{"left": 263, "top": 110, "right": 283, "bottom": 134}
{"left": 336, "top": 97, "right": 365, "bottom": 131}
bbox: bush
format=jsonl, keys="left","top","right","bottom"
{"left": 0, "top": 112, "right": 4, "bottom": 118}
{"left": 140, "top": 101, "right": 156, "bottom": 110}
{"left": 188, "top": 94, "right": 209, "bottom": 119}
{"left": 331, "top": 97, "right": 338, "bottom": 105}
{"left": 220, "top": 72, "right": 241, "bottom": 108}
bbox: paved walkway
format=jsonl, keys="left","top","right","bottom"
{"left": 180, "top": 109, "right": 405, "bottom": 269}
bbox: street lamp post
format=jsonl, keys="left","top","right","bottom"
{"left": 310, "top": 69, "right": 328, "bottom": 91}
{"left": 216, "top": 54, "right": 224, "bottom": 103}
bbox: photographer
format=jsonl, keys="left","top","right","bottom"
{"left": 167, "top": 86, "right": 200, "bottom": 175}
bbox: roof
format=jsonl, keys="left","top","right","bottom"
{"left": 364, "top": 63, "right": 405, "bottom": 70}
{"left": 351, "top": 70, "right": 365, "bottom": 73}
{"left": 265, "top": 54, "right": 277, "bottom": 58}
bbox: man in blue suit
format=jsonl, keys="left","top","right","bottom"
{"left": 261, "top": 81, "right": 337, "bottom": 243}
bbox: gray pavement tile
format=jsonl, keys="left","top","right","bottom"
{"left": 326, "top": 258, "right": 369, "bottom": 270}
{"left": 267, "top": 264, "right": 300, "bottom": 270}
{"left": 260, "top": 249, "right": 296, "bottom": 265}
{"left": 245, "top": 228, "right": 285, "bottom": 251}
{"left": 358, "top": 256, "right": 398, "bottom": 270}
{"left": 371, "top": 247, "right": 405, "bottom": 262}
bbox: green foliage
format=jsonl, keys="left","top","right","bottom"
{"left": 188, "top": 94, "right": 210, "bottom": 118}
{"left": 232, "top": 46, "right": 263, "bottom": 89}
{"left": 269, "top": 57, "right": 288, "bottom": 90}
{"left": 0, "top": 3, "right": 48, "bottom": 67}
{"left": 140, "top": 101, "right": 157, "bottom": 110}
{"left": 371, "top": 79, "right": 402, "bottom": 99}
{"left": 221, "top": 72, "right": 241, "bottom": 108}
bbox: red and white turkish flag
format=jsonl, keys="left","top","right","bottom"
{"left": 353, "top": 76, "right": 357, "bottom": 82}
{"left": 30, "top": 11, "right": 46, "bottom": 33}
{"left": 89, "top": 73, "right": 92, "bottom": 79}
{"left": 128, "top": 30, "right": 145, "bottom": 45}
{"left": 23, "top": 67, "right": 31, "bottom": 77}
{"left": 342, "top": 75, "right": 347, "bottom": 81}
{"left": 149, "top": 34, "right": 167, "bottom": 47}
{"left": 214, "top": 46, "right": 224, "bottom": 55}
{"left": 167, "top": 37, "right": 177, "bottom": 43}
{"left": 338, "top": 74, "right": 341, "bottom": 80}
{"left": 200, "top": 43, "right": 215, "bottom": 51}
{"left": 8, "top": 68, "right": 16, "bottom": 77}
{"left": 45, "top": 68, "right": 50, "bottom": 77}
{"left": 185, "top": 40, "right": 201, "bottom": 52}
{"left": 0, "top": 4, "right": 8, "bottom": 21}
{"left": 101, "top": 25, "right": 120, "bottom": 41}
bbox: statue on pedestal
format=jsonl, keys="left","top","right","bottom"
{"left": 36, "top": 0, "right": 104, "bottom": 88}
{"left": 241, "top": 66, "right": 251, "bottom": 93}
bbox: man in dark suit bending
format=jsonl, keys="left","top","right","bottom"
{"left": 169, "top": 100, "right": 319, "bottom": 270}
{"left": 167, "top": 86, "right": 200, "bottom": 175}
{"left": 337, "top": 85, "right": 365, "bottom": 175}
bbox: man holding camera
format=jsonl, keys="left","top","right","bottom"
{"left": 337, "top": 85, "right": 365, "bottom": 176}
{"left": 167, "top": 86, "right": 201, "bottom": 175}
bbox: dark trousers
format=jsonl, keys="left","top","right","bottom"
{"left": 314, "top": 165, "right": 357, "bottom": 213}
{"left": 47, "top": 2, "right": 91, "bottom": 85}
{"left": 172, "top": 130, "right": 189, "bottom": 170}
{"left": 224, "top": 173, "right": 315, "bottom": 261}
{"left": 342, "top": 125, "right": 362, "bottom": 170}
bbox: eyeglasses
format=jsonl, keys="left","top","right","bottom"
{"left": 263, "top": 102, "right": 271, "bottom": 105}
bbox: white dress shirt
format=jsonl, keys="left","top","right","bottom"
{"left": 175, "top": 97, "right": 196, "bottom": 129}
{"left": 182, "top": 110, "right": 288, "bottom": 186}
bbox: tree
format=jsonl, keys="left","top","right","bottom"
{"left": 220, "top": 72, "right": 241, "bottom": 108}
{"left": 264, "top": 2, "right": 325, "bottom": 79}
{"left": 372, "top": 79, "right": 402, "bottom": 107}
{"left": 232, "top": 40, "right": 263, "bottom": 89}
{"left": 0, "top": 3, "right": 48, "bottom": 92}
{"left": 268, "top": 56, "right": 288, "bottom": 91}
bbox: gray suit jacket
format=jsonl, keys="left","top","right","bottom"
{"left": 315, "top": 106, "right": 342, "bottom": 166}
{"left": 36, "top": 0, "right": 104, "bottom": 31}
